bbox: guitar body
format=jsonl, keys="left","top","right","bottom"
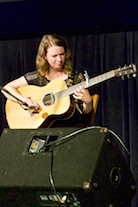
{"left": 6, "top": 79, "right": 72, "bottom": 129}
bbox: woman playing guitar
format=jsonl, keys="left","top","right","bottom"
{"left": 2, "top": 34, "right": 93, "bottom": 128}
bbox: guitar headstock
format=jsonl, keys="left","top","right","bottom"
{"left": 114, "top": 64, "right": 137, "bottom": 78}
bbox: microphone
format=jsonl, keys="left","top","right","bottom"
{"left": 1, "top": 86, "right": 28, "bottom": 107}
{"left": 1, "top": 86, "right": 39, "bottom": 111}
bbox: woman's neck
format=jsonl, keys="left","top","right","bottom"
{"left": 46, "top": 70, "right": 68, "bottom": 81}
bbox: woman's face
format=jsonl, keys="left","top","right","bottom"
{"left": 45, "top": 46, "right": 66, "bottom": 71}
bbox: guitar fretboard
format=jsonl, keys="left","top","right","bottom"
{"left": 55, "top": 70, "right": 115, "bottom": 100}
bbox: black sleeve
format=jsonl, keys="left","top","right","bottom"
{"left": 24, "top": 70, "right": 48, "bottom": 86}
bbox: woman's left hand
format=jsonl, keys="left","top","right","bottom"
{"left": 73, "top": 86, "right": 92, "bottom": 103}
{"left": 73, "top": 86, "right": 92, "bottom": 114}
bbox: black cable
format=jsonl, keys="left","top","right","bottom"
{"left": 49, "top": 150, "right": 57, "bottom": 193}
{"left": 45, "top": 126, "right": 138, "bottom": 166}
{"left": 45, "top": 127, "right": 90, "bottom": 148}
{"left": 47, "top": 126, "right": 137, "bottom": 207}
{"left": 49, "top": 150, "right": 62, "bottom": 206}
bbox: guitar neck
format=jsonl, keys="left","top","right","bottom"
{"left": 56, "top": 70, "right": 115, "bottom": 99}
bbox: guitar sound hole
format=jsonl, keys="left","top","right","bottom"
{"left": 43, "top": 93, "right": 55, "bottom": 106}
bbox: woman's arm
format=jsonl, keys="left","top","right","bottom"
{"left": 2, "top": 76, "right": 39, "bottom": 108}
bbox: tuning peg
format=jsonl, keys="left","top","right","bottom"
{"left": 127, "top": 74, "right": 130, "bottom": 79}
{"left": 121, "top": 76, "right": 125, "bottom": 80}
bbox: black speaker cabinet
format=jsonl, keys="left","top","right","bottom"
{"left": 0, "top": 127, "right": 136, "bottom": 207}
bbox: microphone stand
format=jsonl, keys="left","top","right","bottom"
{"left": 0, "top": 86, "right": 28, "bottom": 107}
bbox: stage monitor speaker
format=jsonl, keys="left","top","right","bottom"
{"left": 0, "top": 127, "right": 136, "bottom": 207}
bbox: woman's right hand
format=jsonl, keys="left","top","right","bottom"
{"left": 25, "top": 98, "right": 40, "bottom": 113}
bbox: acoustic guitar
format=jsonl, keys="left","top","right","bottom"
{"left": 5, "top": 64, "right": 137, "bottom": 129}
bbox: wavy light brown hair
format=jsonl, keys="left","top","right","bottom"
{"left": 36, "top": 34, "right": 72, "bottom": 77}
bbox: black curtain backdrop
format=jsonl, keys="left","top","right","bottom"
{"left": 0, "top": 31, "right": 138, "bottom": 206}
